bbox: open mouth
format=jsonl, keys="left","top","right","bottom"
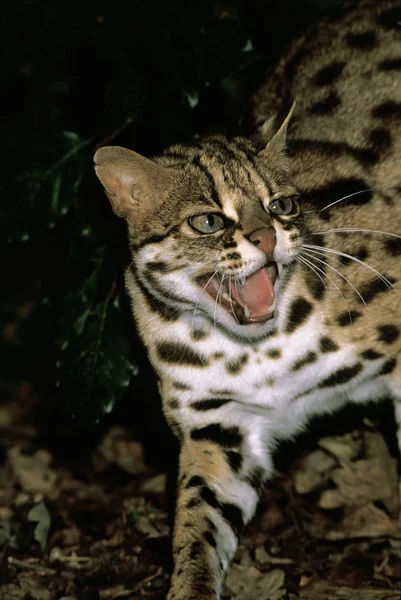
{"left": 197, "top": 263, "right": 278, "bottom": 325}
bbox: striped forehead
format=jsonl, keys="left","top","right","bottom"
{"left": 203, "top": 155, "right": 274, "bottom": 217}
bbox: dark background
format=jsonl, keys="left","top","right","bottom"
{"left": 1, "top": 0, "right": 345, "bottom": 462}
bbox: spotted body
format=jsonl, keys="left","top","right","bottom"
{"left": 94, "top": 1, "right": 401, "bottom": 598}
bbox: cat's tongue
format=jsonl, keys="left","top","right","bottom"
{"left": 231, "top": 267, "right": 274, "bottom": 321}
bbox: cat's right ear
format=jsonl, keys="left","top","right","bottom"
{"left": 94, "top": 146, "right": 169, "bottom": 222}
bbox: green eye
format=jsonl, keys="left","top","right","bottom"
{"left": 188, "top": 213, "right": 225, "bottom": 234}
{"left": 269, "top": 198, "right": 294, "bottom": 216}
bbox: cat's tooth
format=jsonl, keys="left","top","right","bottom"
{"left": 277, "top": 262, "right": 283, "bottom": 275}
{"left": 244, "top": 305, "right": 251, "bottom": 318}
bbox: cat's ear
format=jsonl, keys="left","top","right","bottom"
{"left": 257, "top": 102, "right": 296, "bottom": 157}
{"left": 94, "top": 146, "right": 170, "bottom": 221}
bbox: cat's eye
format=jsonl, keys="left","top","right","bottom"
{"left": 269, "top": 198, "right": 294, "bottom": 216}
{"left": 188, "top": 213, "right": 225, "bottom": 234}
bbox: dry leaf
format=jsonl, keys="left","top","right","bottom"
{"left": 226, "top": 565, "right": 287, "bottom": 600}
{"left": 140, "top": 473, "right": 167, "bottom": 494}
{"left": 93, "top": 426, "right": 146, "bottom": 474}
{"left": 8, "top": 446, "right": 57, "bottom": 494}
{"left": 319, "top": 432, "right": 362, "bottom": 462}
{"left": 319, "top": 431, "right": 399, "bottom": 510}
{"left": 324, "top": 503, "right": 401, "bottom": 540}
{"left": 294, "top": 449, "right": 337, "bottom": 494}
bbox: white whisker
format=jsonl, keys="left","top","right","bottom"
{"left": 320, "top": 189, "right": 372, "bottom": 212}
{"left": 303, "top": 189, "right": 372, "bottom": 214}
{"left": 297, "top": 254, "right": 352, "bottom": 321}
{"left": 303, "top": 243, "right": 395, "bottom": 290}
{"left": 191, "top": 268, "right": 219, "bottom": 326}
{"left": 301, "top": 249, "right": 366, "bottom": 306}
{"left": 309, "top": 228, "right": 401, "bottom": 240}
{"left": 228, "top": 277, "right": 240, "bottom": 325}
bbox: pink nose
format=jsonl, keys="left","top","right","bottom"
{"left": 249, "top": 227, "right": 276, "bottom": 258}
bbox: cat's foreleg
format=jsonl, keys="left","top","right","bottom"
{"left": 167, "top": 435, "right": 269, "bottom": 600}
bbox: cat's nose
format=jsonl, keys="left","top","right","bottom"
{"left": 249, "top": 227, "right": 276, "bottom": 258}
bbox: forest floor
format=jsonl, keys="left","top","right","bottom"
{"left": 1, "top": 384, "right": 401, "bottom": 600}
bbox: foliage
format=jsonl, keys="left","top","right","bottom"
{"left": 1, "top": 0, "right": 341, "bottom": 430}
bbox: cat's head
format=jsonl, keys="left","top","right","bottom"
{"left": 94, "top": 107, "right": 304, "bottom": 339}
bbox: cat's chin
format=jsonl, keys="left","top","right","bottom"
{"left": 196, "top": 263, "right": 278, "bottom": 326}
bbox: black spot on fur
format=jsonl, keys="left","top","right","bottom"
{"left": 208, "top": 388, "right": 235, "bottom": 395}
{"left": 225, "top": 353, "right": 248, "bottom": 374}
{"left": 173, "top": 380, "right": 192, "bottom": 391}
{"left": 285, "top": 48, "right": 310, "bottom": 78}
{"left": 187, "top": 475, "right": 205, "bottom": 488}
{"left": 379, "top": 357, "right": 397, "bottom": 376}
{"left": 377, "top": 324, "right": 400, "bottom": 344}
{"left": 266, "top": 348, "right": 281, "bottom": 359}
{"left": 157, "top": 342, "right": 206, "bottom": 366}
{"left": 221, "top": 504, "right": 244, "bottom": 537}
{"left": 225, "top": 450, "right": 243, "bottom": 472}
{"left": 289, "top": 139, "right": 378, "bottom": 167}
{"left": 191, "top": 424, "right": 242, "bottom": 447}
{"left": 199, "top": 486, "right": 244, "bottom": 537}
{"left": 291, "top": 351, "right": 318, "bottom": 372}
{"left": 146, "top": 261, "right": 169, "bottom": 273}
{"left": 226, "top": 252, "right": 241, "bottom": 260}
{"left": 309, "top": 91, "right": 341, "bottom": 115}
{"left": 361, "top": 349, "right": 383, "bottom": 360}
{"left": 320, "top": 337, "right": 339, "bottom": 353}
{"left": 377, "top": 7, "right": 401, "bottom": 29}
{"left": 369, "top": 127, "right": 391, "bottom": 153}
{"left": 314, "top": 61, "right": 346, "bottom": 86}
{"left": 378, "top": 58, "right": 401, "bottom": 71}
{"left": 285, "top": 298, "right": 313, "bottom": 333}
{"left": 168, "top": 398, "right": 180, "bottom": 409}
{"left": 200, "top": 486, "right": 220, "bottom": 508}
{"left": 245, "top": 467, "right": 265, "bottom": 492}
{"left": 336, "top": 310, "right": 362, "bottom": 326}
{"left": 192, "top": 328, "right": 209, "bottom": 341}
{"left": 187, "top": 497, "right": 201, "bottom": 509}
{"left": 304, "top": 265, "right": 326, "bottom": 300}
{"left": 190, "top": 398, "right": 232, "bottom": 411}
{"left": 346, "top": 30, "right": 377, "bottom": 50}
{"left": 372, "top": 101, "right": 401, "bottom": 120}
{"left": 385, "top": 238, "right": 401, "bottom": 256}
{"left": 205, "top": 517, "right": 217, "bottom": 532}
{"left": 338, "top": 246, "right": 369, "bottom": 266}
{"left": 360, "top": 276, "right": 395, "bottom": 304}
{"left": 303, "top": 178, "right": 372, "bottom": 212}
{"left": 189, "top": 541, "right": 203, "bottom": 560}
{"left": 135, "top": 276, "right": 180, "bottom": 321}
{"left": 204, "top": 531, "right": 217, "bottom": 548}
{"left": 319, "top": 363, "right": 363, "bottom": 387}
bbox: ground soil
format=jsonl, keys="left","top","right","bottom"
{"left": 1, "top": 385, "right": 400, "bottom": 600}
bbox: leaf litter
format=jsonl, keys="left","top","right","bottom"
{"left": 1, "top": 389, "right": 400, "bottom": 600}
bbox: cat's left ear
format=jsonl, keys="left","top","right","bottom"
{"left": 257, "top": 102, "right": 296, "bottom": 157}
{"left": 94, "top": 145, "right": 171, "bottom": 223}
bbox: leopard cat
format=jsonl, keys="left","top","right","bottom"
{"left": 94, "top": 0, "right": 401, "bottom": 598}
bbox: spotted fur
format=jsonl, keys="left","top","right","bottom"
{"left": 94, "top": 1, "right": 401, "bottom": 598}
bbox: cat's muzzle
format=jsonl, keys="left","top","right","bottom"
{"left": 197, "top": 262, "right": 278, "bottom": 325}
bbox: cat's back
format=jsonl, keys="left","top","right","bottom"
{"left": 253, "top": 0, "right": 401, "bottom": 164}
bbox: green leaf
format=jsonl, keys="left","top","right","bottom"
{"left": 0, "top": 131, "right": 91, "bottom": 244}
{"left": 27, "top": 501, "right": 51, "bottom": 551}
{"left": 56, "top": 247, "right": 137, "bottom": 428}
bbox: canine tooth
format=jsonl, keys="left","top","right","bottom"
{"left": 244, "top": 305, "right": 251, "bottom": 318}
